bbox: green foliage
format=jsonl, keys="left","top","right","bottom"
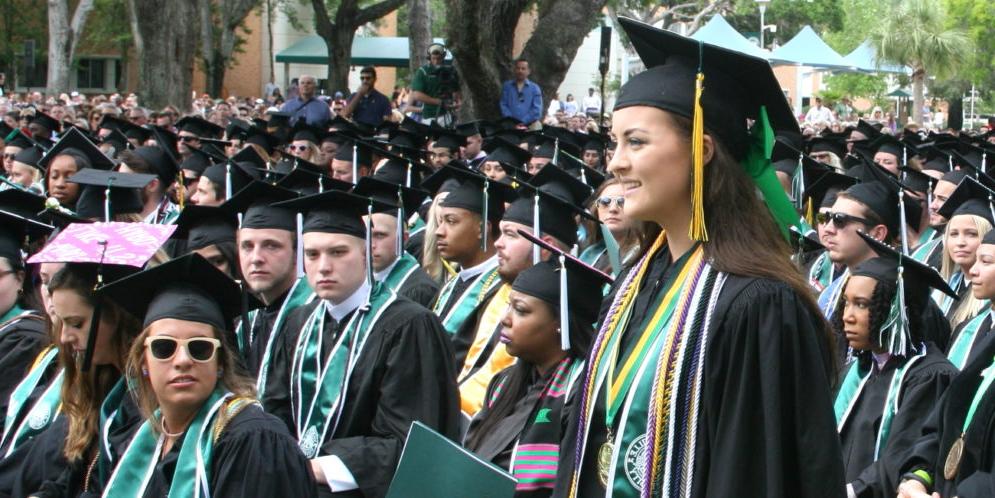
{"left": 870, "top": 0, "right": 970, "bottom": 78}
{"left": 822, "top": 0, "right": 889, "bottom": 53}
{"left": 80, "top": 0, "right": 133, "bottom": 51}
{"left": 724, "top": 0, "right": 844, "bottom": 45}
{"left": 943, "top": 0, "right": 995, "bottom": 87}
{"left": 0, "top": 0, "right": 49, "bottom": 74}
{"left": 821, "top": 72, "right": 887, "bottom": 101}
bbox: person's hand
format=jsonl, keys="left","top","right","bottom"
{"left": 358, "top": 82, "right": 372, "bottom": 96}
{"left": 896, "top": 479, "right": 933, "bottom": 498}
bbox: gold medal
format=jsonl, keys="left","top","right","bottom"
{"left": 597, "top": 440, "right": 613, "bottom": 487}
{"left": 944, "top": 434, "right": 965, "bottom": 480}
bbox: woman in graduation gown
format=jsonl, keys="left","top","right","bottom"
{"left": 579, "top": 178, "right": 646, "bottom": 275}
{"left": 831, "top": 234, "right": 958, "bottom": 498}
{"left": 946, "top": 230, "right": 995, "bottom": 369}
{"left": 98, "top": 254, "right": 317, "bottom": 498}
{"left": 465, "top": 234, "right": 609, "bottom": 497}
{"left": 553, "top": 19, "right": 844, "bottom": 498}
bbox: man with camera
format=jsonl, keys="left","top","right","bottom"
{"left": 410, "top": 43, "right": 460, "bottom": 125}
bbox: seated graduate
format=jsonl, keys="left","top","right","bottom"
{"left": 169, "top": 205, "right": 240, "bottom": 278}
{"left": 98, "top": 253, "right": 317, "bottom": 498}
{"left": 832, "top": 232, "right": 959, "bottom": 498}
{"left": 465, "top": 231, "right": 610, "bottom": 497}
{"left": 947, "top": 230, "right": 995, "bottom": 369}
{"left": 264, "top": 189, "right": 459, "bottom": 497}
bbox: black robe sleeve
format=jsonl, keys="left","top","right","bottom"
{"left": 5, "top": 416, "right": 72, "bottom": 498}
{"left": 261, "top": 301, "right": 321, "bottom": 435}
{"left": 321, "top": 300, "right": 460, "bottom": 498}
{"left": 849, "top": 349, "right": 957, "bottom": 498}
{"left": 693, "top": 277, "right": 846, "bottom": 498}
{"left": 397, "top": 268, "right": 440, "bottom": 310}
{"left": 209, "top": 404, "right": 318, "bottom": 498}
{"left": 0, "top": 315, "right": 49, "bottom": 431}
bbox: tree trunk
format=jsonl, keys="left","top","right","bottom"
{"left": 128, "top": 0, "right": 199, "bottom": 109}
{"left": 312, "top": 0, "right": 406, "bottom": 96}
{"left": 520, "top": 0, "right": 607, "bottom": 112}
{"left": 323, "top": 23, "right": 355, "bottom": 95}
{"left": 407, "top": 0, "right": 430, "bottom": 74}
{"left": 46, "top": 0, "right": 95, "bottom": 95}
{"left": 911, "top": 69, "right": 925, "bottom": 125}
{"left": 200, "top": 0, "right": 261, "bottom": 98}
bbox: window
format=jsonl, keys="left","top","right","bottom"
{"left": 77, "top": 58, "right": 106, "bottom": 90}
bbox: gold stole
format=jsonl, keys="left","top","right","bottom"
{"left": 459, "top": 284, "right": 516, "bottom": 417}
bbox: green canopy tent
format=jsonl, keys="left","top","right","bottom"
{"left": 275, "top": 36, "right": 449, "bottom": 84}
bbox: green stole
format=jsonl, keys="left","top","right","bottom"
{"left": 99, "top": 378, "right": 130, "bottom": 479}
{"left": 102, "top": 389, "right": 237, "bottom": 498}
{"left": 380, "top": 252, "right": 421, "bottom": 293}
{"left": 915, "top": 227, "right": 937, "bottom": 249}
{"left": 579, "top": 242, "right": 606, "bottom": 268}
{"left": 0, "top": 304, "right": 26, "bottom": 325}
{"left": 833, "top": 352, "right": 925, "bottom": 459}
{"left": 292, "top": 282, "right": 397, "bottom": 458}
{"left": 235, "top": 277, "right": 315, "bottom": 398}
{"left": 432, "top": 264, "right": 500, "bottom": 336}
{"left": 948, "top": 309, "right": 993, "bottom": 369}
{"left": 912, "top": 236, "right": 942, "bottom": 264}
{"left": 934, "top": 272, "right": 964, "bottom": 316}
{"left": 1, "top": 348, "right": 62, "bottom": 456}
{"left": 807, "top": 251, "right": 835, "bottom": 292}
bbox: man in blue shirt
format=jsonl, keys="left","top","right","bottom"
{"left": 499, "top": 58, "right": 543, "bottom": 127}
{"left": 280, "top": 74, "right": 331, "bottom": 127}
{"left": 342, "top": 66, "right": 392, "bottom": 127}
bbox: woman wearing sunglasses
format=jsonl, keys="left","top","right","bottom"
{"left": 578, "top": 177, "right": 646, "bottom": 275}
{"left": 100, "top": 254, "right": 316, "bottom": 497}
{"left": 555, "top": 20, "right": 842, "bottom": 497}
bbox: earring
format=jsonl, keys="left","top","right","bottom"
{"left": 141, "top": 368, "right": 148, "bottom": 377}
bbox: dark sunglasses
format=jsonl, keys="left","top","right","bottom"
{"left": 597, "top": 196, "right": 624, "bottom": 208}
{"left": 816, "top": 211, "right": 873, "bottom": 228}
{"left": 178, "top": 135, "right": 199, "bottom": 143}
{"left": 2, "top": 153, "right": 15, "bottom": 160}
{"left": 360, "top": 76, "right": 373, "bottom": 81}
{"left": 287, "top": 144, "right": 310, "bottom": 152}
{"left": 145, "top": 336, "right": 221, "bottom": 362}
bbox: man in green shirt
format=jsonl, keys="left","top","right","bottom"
{"left": 410, "top": 43, "right": 460, "bottom": 125}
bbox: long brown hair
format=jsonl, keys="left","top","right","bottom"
{"left": 125, "top": 323, "right": 256, "bottom": 434}
{"left": 48, "top": 264, "right": 140, "bottom": 462}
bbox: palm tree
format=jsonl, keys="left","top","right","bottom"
{"left": 870, "top": 0, "right": 971, "bottom": 126}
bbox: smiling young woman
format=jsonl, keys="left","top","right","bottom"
{"left": 553, "top": 19, "right": 843, "bottom": 498}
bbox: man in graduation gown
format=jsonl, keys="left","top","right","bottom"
{"left": 227, "top": 181, "right": 315, "bottom": 393}
{"left": 116, "top": 145, "right": 182, "bottom": 224}
{"left": 425, "top": 166, "right": 512, "bottom": 335}
{"left": 263, "top": 189, "right": 459, "bottom": 498}
{"left": 453, "top": 165, "right": 593, "bottom": 424}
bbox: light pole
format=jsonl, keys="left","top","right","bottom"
{"left": 757, "top": 0, "right": 771, "bottom": 49}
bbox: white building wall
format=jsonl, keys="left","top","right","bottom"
{"left": 555, "top": 18, "right": 625, "bottom": 114}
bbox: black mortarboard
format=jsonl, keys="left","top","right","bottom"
{"left": 771, "top": 131, "right": 805, "bottom": 163}
{"left": 223, "top": 181, "right": 298, "bottom": 231}
{"left": 456, "top": 121, "right": 484, "bottom": 137}
{"left": 803, "top": 170, "right": 857, "bottom": 210}
{"left": 583, "top": 132, "right": 608, "bottom": 153}
{"left": 272, "top": 189, "right": 388, "bottom": 237}
{"left": 226, "top": 118, "right": 251, "bottom": 140}
{"left": 372, "top": 153, "right": 432, "bottom": 188}
{"left": 99, "top": 115, "right": 152, "bottom": 143}
{"left": 553, "top": 152, "right": 606, "bottom": 190}
{"left": 614, "top": 17, "right": 798, "bottom": 161}
{"left": 398, "top": 118, "right": 430, "bottom": 138}
{"left": 936, "top": 176, "right": 995, "bottom": 224}
{"left": 484, "top": 137, "right": 532, "bottom": 171}
{"left": 29, "top": 111, "right": 60, "bottom": 134}
{"left": 176, "top": 116, "right": 224, "bottom": 139}
{"left": 240, "top": 126, "right": 282, "bottom": 155}
{"left": 851, "top": 119, "right": 881, "bottom": 142}
{"left": 101, "top": 253, "right": 261, "bottom": 331}
{"left": 496, "top": 116, "right": 523, "bottom": 130}
{"left": 149, "top": 126, "right": 181, "bottom": 165}
{"left": 515, "top": 229, "right": 612, "bottom": 351}
{"left": 4, "top": 130, "right": 34, "bottom": 150}
{"left": 333, "top": 140, "right": 378, "bottom": 184}
{"left": 843, "top": 181, "right": 901, "bottom": 237}
{"left": 179, "top": 147, "right": 216, "bottom": 177}
{"left": 100, "top": 129, "right": 131, "bottom": 155}
{"left": 12, "top": 145, "right": 45, "bottom": 172}
{"left": 536, "top": 127, "right": 583, "bottom": 158}
{"left": 38, "top": 128, "right": 116, "bottom": 171}
{"left": 131, "top": 145, "right": 179, "bottom": 188}
{"left": 276, "top": 165, "right": 352, "bottom": 196}
{"left": 898, "top": 167, "right": 938, "bottom": 195}
{"left": 807, "top": 136, "right": 846, "bottom": 161}
{"left": 423, "top": 165, "right": 514, "bottom": 221}
{"left": 871, "top": 134, "right": 913, "bottom": 165}
{"left": 202, "top": 160, "right": 259, "bottom": 201}
{"left": 788, "top": 226, "right": 824, "bottom": 254}
{"left": 230, "top": 145, "right": 268, "bottom": 172}
{"left": 291, "top": 122, "right": 322, "bottom": 144}
{"left": 503, "top": 164, "right": 595, "bottom": 247}
{"left": 0, "top": 122, "right": 13, "bottom": 140}
{"left": 353, "top": 177, "right": 428, "bottom": 217}
{"left": 266, "top": 112, "right": 293, "bottom": 132}
{"left": 171, "top": 205, "right": 238, "bottom": 251}
{"left": 390, "top": 128, "right": 427, "bottom": 150}
{"left": 0, "top": 188, "right": 47, "bottom": 220}
{"left": 430, "top": 129, "right": 467, "bottom": 151}
{"left": 68, "top": 169, "right": 155, "bottom": 220}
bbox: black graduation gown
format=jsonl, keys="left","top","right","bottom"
{"left": 394, "top": 266, "right": 440, "bottom": 309}
{"left": 404, "top": 230, "right": 424, "bottom": 265}
{"left": 0, "top": 355, "right": 61, "bottom": 459}
{"left": 947, "top": 311, "right": 994, "bottom": 365}
{"left": 0, "top": 312, "right": 49, "bottom": 433}
{"left": 553, "top": 247, "right": 846, "bottom": 498}
{"left": 263, "top": 297, "right": 461, "bottom": 498}
{"left": 466, "top": 367, "right": 547, "bottom": 469}
{"left": 899, "top": 332, "right": 995, "bottom": 497}
{"left": 244, "top": 286, "right": 293, "bottom": 378}
{"left": 839, "top": 346, "right": 957, "bottom": 498}
{"left": 142, "top": 404, "right": 317, "bottom": 498}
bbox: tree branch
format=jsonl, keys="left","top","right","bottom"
{"left": 356, "top": 0, "right": 406, "bottom": 26}
{"left": 311, "top": 0, "right": 335, "bottom": 38}
{"left": 68, "top": 0, "right": 95, "bottom": 61}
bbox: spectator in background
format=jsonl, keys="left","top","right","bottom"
{"left": 499, "top": 58, "right": 542, "bottom": 129}
{"left": 279, "top": 74, "right": 331, "bottom": 127}
{"left": 804, "top": 97, "right": 834, "bottom": 125}
{"left": 342, "top": 66, "right": 391, "bottom": 127}
{"left": 0, "top": 72, "right": 5, "bottom": 97}
{"left": 834, "top": 97, "right": 853, "bottom": 121}
{"left": 582, "top": 87, "right": 601, "bottom": 119}
{"left": 546, "top": 91, "right": 561, "bottom": 120}
{"left": 562, "top": 93, "right": 578, "bottom": 116}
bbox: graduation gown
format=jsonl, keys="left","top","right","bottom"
{"left": 141, "top": 404, "right": 317, "bottom": 498}
{"left": 899, "top": 333, "right": 995, "bottom": 497}
{"left": 837, "top": 346, "right": 957, "bottom": 498}
{"left": 947, "top": 310, "right": 995, "bottom": 368}
{"left": 0, "top": 309, "right": 49, "bottom": 432}
{"left": 242, "top": 278, "right": 314, "bottom": 381}
{"left": 263, "top": 296, "right": 461, "bottom": 498}
{"left": 554, "top": 246, "right": 845, "bottom": 498}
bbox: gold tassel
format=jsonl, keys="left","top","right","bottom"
{"left": 805, "top": 197, "right": 814, "bottom": 226}
{"left": 688, "top": 72, "right": 708, "bottom": 242}
{"left": 176, "top": 171, "right": 186, "bottom": 210}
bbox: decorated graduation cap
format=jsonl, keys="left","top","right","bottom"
{"left": 854, "top": 231, "right": 957, "bottom": 355}
{"left": 27, "top": 221, "right": 176, "bottom": 369}
{"left": 936, "top": 176, "right": 995, "bottom": 225}
{"left": 515, "top": 229, "right": 612, "bottom": 351}
{"left": 614, "top": 16, "right": 799, "bottom": 242}
{"left": 100, "top": 252, "right": 262, "bottom": 333}
{"left": 553, "top": 151, "right": 606, "bottom": 190}
{"left": 422, "top": 165, "right": 515, "bottom": 249}
{"left": 176, "top": 116, "right": 224, "bottom": 139}
{"left": 38, "top": 127, "right": 116, "bottom": 171}
{"left": 29, "top": 111, "right": 60, "bottom": 134}
{"left": 69, "top": 169, "right": 155, "bottom": 221}
{"left": 171, "top": 205, "right": 238, "bottom": 251}
{"left": 223, "top": 180, "right": 298, "bottom": 232}
{"left": 503, "top": 164, "right": 595, "bottom": 256}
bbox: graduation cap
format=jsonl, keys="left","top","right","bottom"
{"left": 226, "top": 118, "right": 251, "bottom": 140}
{"left": 290, "top": 122, "right": 323, "bottom": 144}
{"left": 0, "top": 210, "right": 51, "bottom": 264}
{"left": 847, "top": 155, "right": 926, "bottom": 253}
{"left": 198, "top": 140, "right": 230, "bottom": 163}
{"left": 788, "top": 225, "right": 824, "bottom": 254}
{"left": 854, "top": 231, "right": 957, "bottom": 355}
{"left": 29, "top": 111, "right": 60, "bottom": 134}
{"left": 870, "top": 134, "right": 914, "bottom": 167}
{"left": 534, "top": 127, "right": 583, "bottom": 159}
{"left": 223, "top": 180, "right": 298, "bottom": 232}
{"left": 266, "top": 112, "right": 293, "bottom": 132}
{"left": 456, "top": 121, "right": 485, "bottom": 137}
{"left": 333, "top": 140, "right": 379, "bottom": 184}
{"left": 496, "top": 116, "right": 524, "bottom": 131}
{"left": 68, "top": 169, "right": 155, "bottom": 221}
{"left": 98, "top": 115, "right": 152, "bottom": 144}
{"left": 515, "top": 229, "right": 612, "bottom": 351}
{"left": 0, "top": 188, "right": 48, "bottom": 220}
{"left": 176, "top": 116, "right": 224, "bottom": 139}
{"left": 0, "top": 121, "right": 13, "bottom": 140}
{"left": 430, "top": 128, "right": 467, "bottom": 151}
{"left": 11, "top": 145, "right": 45, "bottom": 173}
{"left": 202, "top": 160, "right": 260, "bottom": 201}
{"left": 129, "top": 145, "right": 179, "bottom": 190}
{"left": 899, "top": 167, "right": 938, "bottom": 196}
{"left": 328, "top": 115, "right": 373, "bottom": 137}
{"left": 398, "top": 118, "right": 430, "bottom": 138}
{"left": 422, "top": 165, "right": 515, "bottom": 249}
{"left": 171, "top": 205, "right": 238, "bottom": 251}
{"left": 230, "top": 145, "right": 268, "bottom": 172}
{"left": 391, "top": 128, "right": 428, "bottom": 150}
{"left": 807, "top": 136, "right": 846, "bottom": 161}
{"left": 353, "top": 176, "right": 430, "bottom": 258}
{"left": 4, "top": 130, "right": 35, "bottom": 150}
{"left": 936, "top": 176, "right": 995, "bottom": 225}
{"left": 100, "top": 252, "right": 262, "bottom": 332}
{"left": 99, "top": 129, "right": 131, "bottom": 155}
{"left": 38, "top": 127, "right": 115, "bottom": 171}
{"left": 370, "top": 153, "right": 432, "bottom": 188}
{"left": 503, "top": 163, "right": 595, "bottom": 255}
{"left": 850, "top": 119, "right": 882, "bottom": 142}
{"left": 483, "top": 137, "right": 532, "bottom": 173}
{"left": 803, "top": 170, "right": 857, "bottom": 212}
{"left": 179, "top": 147, "right": 216, "bottom": 178}
{"left": 582, "top": 132, "right": 608, "bottom": 155}
{"left": 276, "top": 165, "right": 352, "bottom": 196}
{"left": 239, "top": 126, "right": 282, "bottom": 155}
{"left": 148, "top": 126, "right": 181, "bottom": 163}
{"left": 787, "top": 154, "right": 832, "bottom": 215}
{"left": 552, "top": 152, "right": 607, "bottom": 190}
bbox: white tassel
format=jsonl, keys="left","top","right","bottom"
{"left": 295, "top": 213, "right": 304, "bottom": 278}
{"left": 532, "top": 194, "right": 541, "bottom": 264}
{"left": 225, "top": 163, "right": 233, "bottom": 200}
{"left": 559, "top": 254, "right": 570, "bottom": 351}
{"left": 481, "top": 179, "right": 490, "bottom": 250}
{"left": 352, "top": 143, "right": 359, "bottom": 185}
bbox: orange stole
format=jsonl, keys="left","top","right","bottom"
{"left": 459, "top": 284, "right": 516, "bottom": 417}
